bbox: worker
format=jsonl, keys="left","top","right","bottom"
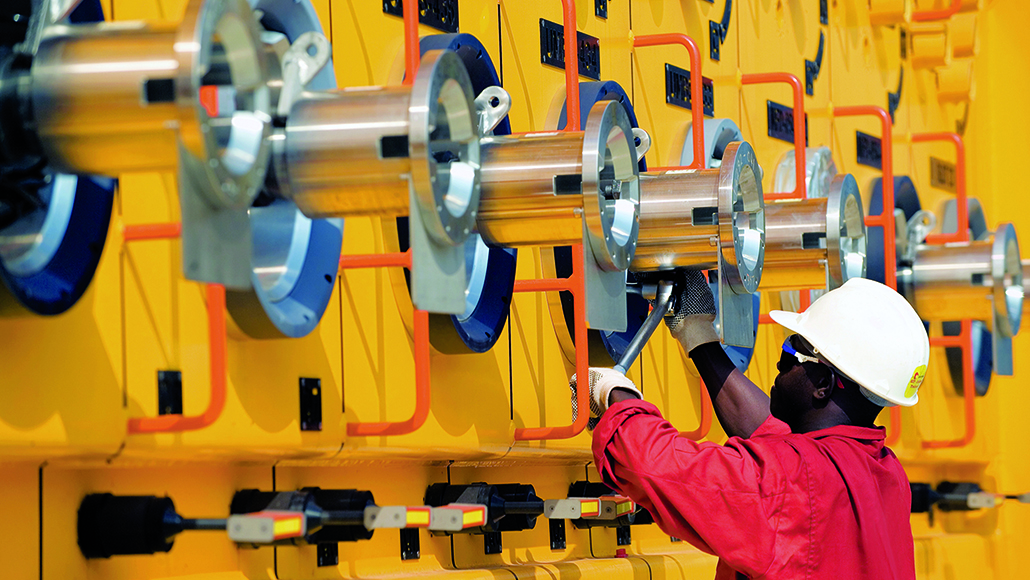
{"left": 573, "top": 273, "right": 929, "bottom": 579}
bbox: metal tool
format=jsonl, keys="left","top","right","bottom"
{"left": 613, "top": 279, "right": 675, "bottom": 374}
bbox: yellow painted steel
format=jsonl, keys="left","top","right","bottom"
{"left": 1, "top": 0, "right": 1029, "bottom": 579}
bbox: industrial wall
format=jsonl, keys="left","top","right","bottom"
{"left": 0, "top": 0, "right": 1027, "bottom": 578}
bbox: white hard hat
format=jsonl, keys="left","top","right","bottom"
{"left": 768, "top": 278, "right": 930, "bottom": 407}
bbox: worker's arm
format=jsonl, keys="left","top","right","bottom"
{"left": 592, "top": 398, "right": 784, "bottom": 578}
{"left": 663, "top": 270, "right": 771, "bottom": 438}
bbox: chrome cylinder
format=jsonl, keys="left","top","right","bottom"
{"left": 29, "top": 0, "right": 273, "bottom": 208}
{"left": 761, "top": 174, "right": 866, "bottom": 291}
{"left": 902, "top": 223, "right": 1023, "bottom": 337}
{"left": 281, "top": 49, "right": 480, "bottom": 246}
{"left": 631, "top": 141, "right": 765, "bottom": 293}
{"left": 477, "top": 100, "right": 640, "bottom": 271}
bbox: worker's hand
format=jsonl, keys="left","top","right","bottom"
{"left": 667, "top": 270, "right": 720, "bottom": 352}
{"left": 570, "top": 367, "right": 642, "bottom": 427}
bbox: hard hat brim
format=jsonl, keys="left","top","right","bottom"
{"left": 768, "top": 310, "right": 804, "bottom": 335}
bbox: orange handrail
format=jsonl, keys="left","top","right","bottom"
{"left": 834, "top": 105, "right": 896, "bottom": 290}
{"left": 121, "top": 221, "right": 229, "bottom": 434}
{"left": 833, "top": 105, "right": 900, "bottom": 444}
{"left": 914, "top": 132, "right": 969, "bottom": 245}
{"left": 402, "top": 0, "right": 419, "bottom": 86}
{"left": 342, "top": 251, "right": 436, "bottom": 437}
{"left": 128, "top": 284, "right": 228, "bottom": 434}
{"left": 912, "top": 0, "right": 962, "bottom": 22}
{"left": 922, "top": 319, "right": 976, "bottom": 448}
{"left": 123, "top": 222, "right": 183, "bottom": 241}
{"left": 741, "top": 72, "right": 807, "bottom": 201}
{"left": 632, "top": 33, "right": 705, "bottom": 169}
{"left": 561, "top": 0, "right": 581, "bottom": 131}
{"left": 512, "top": 245, "right": 590, "bottom": 440}
{"left": 679, "top": 377, "right": 713, "bottom": 440}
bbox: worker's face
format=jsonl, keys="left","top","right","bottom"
{"left": 771, "top": 336, "right": 827, "bottom": 425}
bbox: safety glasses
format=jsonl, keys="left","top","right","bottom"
{"left": 780, "top": 335, "right": 845, "bottom": 389}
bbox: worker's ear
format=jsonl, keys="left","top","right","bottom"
{"left": 811, "top": 369, "right": 835, "bottom": 401}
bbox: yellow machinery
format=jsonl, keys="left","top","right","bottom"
{"left": 1, "top": 0, "right": 1030, "bottom": 579}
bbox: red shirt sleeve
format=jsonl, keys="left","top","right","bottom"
{"left": 592, "top": 399, "right": 792, "bottom": 578}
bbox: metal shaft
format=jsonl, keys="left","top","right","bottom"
{"left": 760, "top": 198, "right": 828, "bottom": 290}
{"left": 502, "top": 501, "right": 546, "bottom": 516}
{"left": 283, "top": 88, "right": 414, "bottom": 219}
{"left": 614, "top": 280, "right": 674, "bottom": 374}
{"left": 476, "top": 131, "right": 586, "bottom": 247}
{"left": 631, "top": 170, "right": 722, "bottom": 271}
{"left": 181, "top": 518, "right": 228, "bottom": 531}
{"left": 908, "top": 240, "right": 997, "bottom": 322}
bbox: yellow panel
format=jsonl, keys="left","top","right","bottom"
{"left": 42, "top": 463, "right": 272, "bottom": 580}
{"left": 0, "top": 464, "right": 39, "bottom": 579}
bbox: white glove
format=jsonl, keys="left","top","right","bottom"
{"left": 570, "top": 367, "right": 643, "bottom": 426}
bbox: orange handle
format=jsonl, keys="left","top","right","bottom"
{"left": 560, "top": 0, "right": 581, "bottom": 131}
{"left": 128, "top": 284, "right": 228, "bottom": 434}
{"left": 679, "top": 377, "right": 713, "bottom": 440}
{"left": 632, "top": 33, "right": 705, "bottom": 169}
{"left": 122, "top": 222, "right": 182, "bottom": 241}
{"left": 922, "top": 319, "right": 976, "bottom": 449}
{"left": 402, "top": 0, "right": 419, "bottom": 85}
{"left": 912, "top": 0, "right": 962, "bottom": 22}
{"left": 914, "top": 132, "right": 969, "bottom": 245}
{"left": 512, "top": 245, "right": 590, "bottom": 440}
{"left": 741, "top": 72, "right": 807, "bottom": 201}
{"left": 834, "top": 105, "right": 896, "bottom": 291}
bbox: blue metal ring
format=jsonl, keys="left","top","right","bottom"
{"left": 0, "top": 0, "right": 114, "bottom": 316}
{"left": 225, "top": 0, "right": 343, "bottom": 339}
{"left": 403, "top": 33, "right": 516, "bottom": 354}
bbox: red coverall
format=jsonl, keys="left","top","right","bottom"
{"left": 592, "top": 399, "right": 915, "bottom": 580}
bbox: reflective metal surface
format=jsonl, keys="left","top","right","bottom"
{"left": 31, "top": 0, "right": 273, "bottom": 208}
{"left": 0, "top": 173, "right": 75, "bottom": 276}
{"left": 761, "top": 174, "right": 866, "bottom": 291}
{"left": 631, "top": 141, "right": 764, "bottom": 294}
{"left": 282, "top": 49, "right": 479, "bottom": 247}
{"left": 903, "top": 222, "right": 1023, "bottom": 337}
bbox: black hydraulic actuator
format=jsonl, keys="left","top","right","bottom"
{"left": 77, "top": 489, "right": 386, "bottom": 558}
{"left": 908, "top": 481, "right": 1030, "bottom": 513}
{"left": 423, "top": 483, "right": 544, "bottom": 534}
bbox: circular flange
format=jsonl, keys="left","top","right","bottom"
{"left": 718, "top": 141, "right": 765, "bottom": 294}
{"left": 176, "top": 0, "right": 274, "bottom": 209}
{"left": 990, "top": 222, "right": 1023, "bottom": 338}
{"left": 866, "top": 176, "right": 922, "bottom": 284}
{"left": 0, "top": 174, "right": 114, "bottom": 315}
{"left": 408, "top": 49, "right": 481, "bottom": 247}
{"left": 681, "top": 118, "right": 744, "bottom": 169}
{"left": 581, "top": 100, "right": 640, "bottom": 272}
{"left": 225, "top": 0, "right": 344, "bottom": 339}
{"left": 825, "top": 173, "right": 867, "bottom": 289}
{"left": 772, "top": 146, "right": 837, "bottom": 199}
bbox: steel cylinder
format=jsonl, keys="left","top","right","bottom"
{"left": 283, "top": 88, "right": 416, "bottom": 217}
{"left": 761, "top": 174, "right": 866, "bottom": 291}
{"left": 903, "top": 223, "right": 1023, "bottom": 337}
{"left": 29, "top": 0, "right": 274, "bottom": 209}
{"left": 630, "top": 141, "right": 765, "bottom": 293}
{"left": 477, "top": 100, "right": 640, "bottom": 271}
{"left": 281, "top": 49, "right": 480, "bottom": 245}
{"left": 476, "top": 131, "right": 585, "bottom": 246}
{"left": 31, "top": 24, "right": 183, "bottom": 174}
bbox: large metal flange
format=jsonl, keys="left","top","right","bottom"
{"left": 717, "top": 141, "right": 764, "bottom": 294}
{"left": 581, "top": 100, "right": 640, "bottom": 273}
{"left": 991, "top": 222, "right": 1023, "bottom": 338}
{"left": 176, "top": 0, "right": 275, "bottom": 210}
{"left": 825, "top": 173, "right": 867, "bottom": 289}
{"left": 408, "top": 49, "right": 482, "bottom": 247}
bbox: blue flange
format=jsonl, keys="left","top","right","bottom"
{"left": 867, "top": 176, "right": 993, "bottom": 395}
{"left": 0, "top": 0, "right": 115, "bottom": 316}
{"left": 225, "top": 0, "right": 343, "bottom": 339}
{"left": 396, "top": 33, "right": 516, "bottom": 354}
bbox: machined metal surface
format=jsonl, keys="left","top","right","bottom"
{"left": 901, "top": 222, "right": 1023, "bottom": 336}
{"left": 31, "top": 0, "right": 273, "bottom": 209}
{"left": 477, "top": 100, "right": 640, "bottom": 272}
{"left": 631, "top": 141, "right": 765, "bottom": 294}
{"left": 282, "top": 49, "right": 480, "bottom": 247}
{"left": 761, "top": 173, "right": 866, "bottom": 291}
